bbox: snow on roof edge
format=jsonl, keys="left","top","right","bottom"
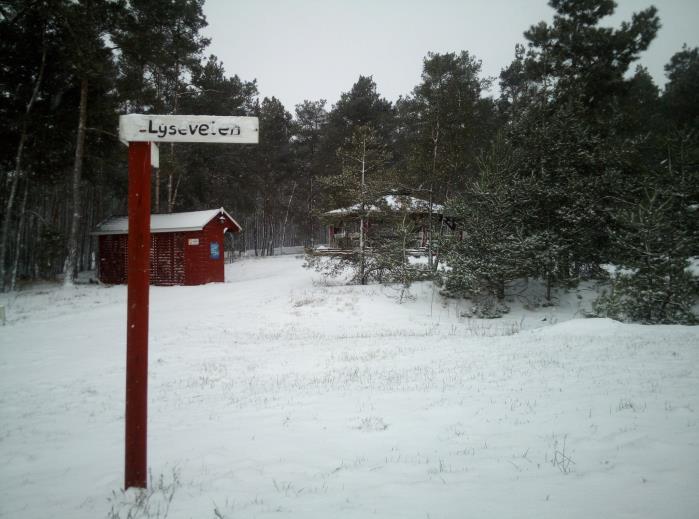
{"left": 323, "top": 195, "right": 444, "bottom": 217}
{"left": 218, "top": 207, "right": 243, "bottom": 233}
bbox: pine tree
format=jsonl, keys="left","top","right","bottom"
{"left": 318, "top": 76, "right": 395, "bottom": 182}
{"left": 293, "top": 99, "right": 327, "bottom": 246}
{"left": 60, "top": 0, "right": 122, "bottom": 286}
{"left": 253, "top": 97, "right": 294, "bottom": 255}
{"left": 173, "top": 55, "right": 259, "bottom": 217}
{"left": 0, "top": 1, "right": 50, "bottom": 290}
{"left": 113, "top": 0, "right": 210, "bottom": 213}
{"left": 441, "top": 134, "right": 526, "bottom": 316}
{"left": 594, "top": 182, "right": 697, "bottom": 324}
{"left": 308, "top": 125, "right": 396, "bottom": 284}
{"left": 500, "top": 0, "right": 661, "bottom": 302}
{"left": 593, "top": 45, "right": 699, "bottom": 324}
{"left": 397, "top": 51, "right": 497, "bottom": 273}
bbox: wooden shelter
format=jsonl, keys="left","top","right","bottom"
{"left": 93, "top": 208, "right": 242, "bottom": 286}
{"left": 320, "top": 195, "right": 454, "bottom": 252}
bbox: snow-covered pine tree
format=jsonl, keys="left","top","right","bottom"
{"left": 593, "top": 45, "right": 699, "bottom": 324}
{"left": 394, "top": 51, "right": 497, "bottom": 271}
{"left": 306, "top": 125, "right": 395, "bottom": 285}
{"left": 441, "top": 135, "right": 527, "bottom": 317}
{"left": 365, "top": 196, "right": 431, "bottom": 298}
{"left": 501, "top": 98, "right": 600, "bottom": 303}
{"left": 499, "top": 0, "right": 661, "bottom": 303}
{"left": 594, "top": 182, "right": 697, "bottom": 324}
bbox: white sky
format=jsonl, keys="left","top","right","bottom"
{"left": 202, "top": 0, "right": 699, "bottom": 113}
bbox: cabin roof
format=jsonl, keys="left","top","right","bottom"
{"left": 93, "top": 208, "right": 242, "bottom": 235}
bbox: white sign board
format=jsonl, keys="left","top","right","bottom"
{"left": 119, "top": 114, "right": 259, "bottom": 144}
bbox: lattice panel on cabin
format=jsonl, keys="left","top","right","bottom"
{"left": 149, "top": 233, "right": 185, "bottom": 286}
{"left": 99, "top": 234, "right": 128, "bottom": 284}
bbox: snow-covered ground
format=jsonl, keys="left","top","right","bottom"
{"left": 1, "top": 255, "right": 698, "bottom": 518}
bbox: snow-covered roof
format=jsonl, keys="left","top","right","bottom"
{"left": 324, "top": 195, "right": 444, "bottom": 217}
{"left": 93, "top": 208, "right": 242, "bottom": 235}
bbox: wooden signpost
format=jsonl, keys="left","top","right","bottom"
{"left": 117, "top": 114, "right": 258, "bottom": 489}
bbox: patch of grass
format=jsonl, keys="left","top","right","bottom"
{"left": 547, "top": 434, "right": 575, "bottom": 474}
{"left": 107, "top": 469, "right": 179, "bottom": 519}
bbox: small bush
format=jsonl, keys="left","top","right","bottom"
{"left": 593, "top": 267, "right": 697, "bottom": 324}
{"left": 460, "top": 294, "right": 510, "bottom": 319}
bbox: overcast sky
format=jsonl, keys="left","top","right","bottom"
{"left": 202, "top": 0, "right": 699, "bottom": 113}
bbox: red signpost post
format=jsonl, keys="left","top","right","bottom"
{"left": 124, "top": 141, "right": 151, "bottom": 489}
{"left": 119, "top": 114, "right": 258, "bottom": 490}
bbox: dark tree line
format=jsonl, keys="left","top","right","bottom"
{"left": 1, "top": 0, "right": 697, "bottom": 321}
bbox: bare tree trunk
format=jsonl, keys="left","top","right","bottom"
{"left": 63, "top": 77, "right": 88, "bottom": 287}
{"left": 258, "top": 209, "right": 264, "bottom": 256}
{"left": 280, "top": 182, "right": 297, "bottom": 254}
{"left": 267, "top": 217, "right": 274, "bottom": 256}
{"left": 307, "top": 176, "right": 314, "bottom": 247}
{"left": 171, "top": 170, "right": 182, "bottom": 212}
{"left": 0, "top": 131, "right": 25, "bottom": 290}
{"left": 88, "top": 186, "right": 97, "bottom": 269}
{"left": 165, "top": 140, "right": 176, "bottom": 213}
{"left": 263, "top": 209, "right": 270, "bottom": 256}
{"left": 10, "top": 177, "right": 30, "bottom": 291}
{"left": 166, "top": 69, "right": 180, "bottom": 213}
{"left": 399, "top": 211, "right": 410, "bottom": 302}
{"left": 253, "top": 208, "right": 259, "bottom": 256}
{"left": 0, "top": 42, "right": 46, "bottom": 291}
{"left": 427, "top": 121, "right": 439, "bottom": 271}
{"left": 359, "top": 136, "right": 367, "bottom": 284}
{"left": 432, "top": 209, "right": 446, "bottom": 271}
{"left": 78, "top": 184, "right": 90, "bottom": 272}
{"left": 155, "top": 169, "right": 160, "bottom": 213}
{"left": 167, "top": 176, "right": 173, "bottom": 212}
{"left": 432, "top": 187, "right": 448, "bottom": 271}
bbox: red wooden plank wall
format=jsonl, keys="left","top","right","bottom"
{"left": 98, "top": 222, "right": 227, "bottom": 286}
{"left": 183, "top": 219, "right": 226, "bottom": 285}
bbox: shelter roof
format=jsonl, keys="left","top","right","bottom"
{"left": 324, "top": 195, "right": 444, "bottom": 217}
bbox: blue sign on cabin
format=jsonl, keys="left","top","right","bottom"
{"left": 210, "top": 241, "right": 220, "bottom": 260}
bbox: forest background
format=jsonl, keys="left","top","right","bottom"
{"left": 1, "top": 0, "right": 697, "bottom": 323}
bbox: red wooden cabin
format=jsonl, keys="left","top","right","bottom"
{"left": 93, "top": 208, "right": 242, "bottom": 286}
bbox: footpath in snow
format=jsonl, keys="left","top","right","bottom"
{"left": 1, "top": 255, "right": 698, "bottom": 518}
